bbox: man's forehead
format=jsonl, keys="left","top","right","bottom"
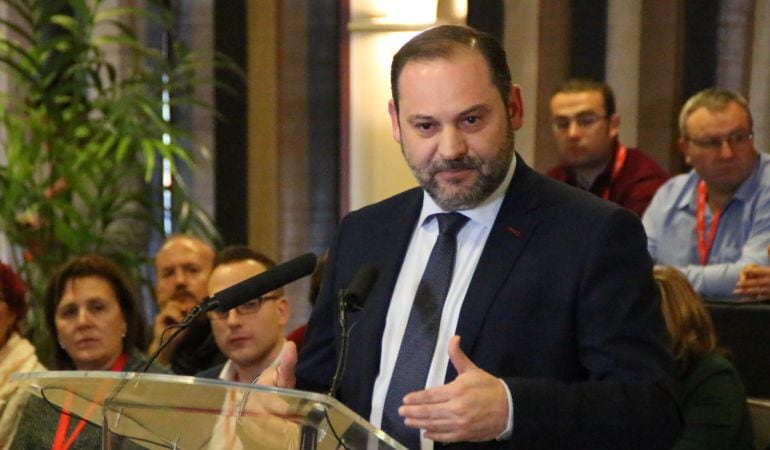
{"left": 397, "top": 53, "right": 499, "bottom": 110}
{"left": 156, "top": 238, "right": 211, "bottom": 266}
{"left": 551, "top": 90, "right": 604, "bottom": 114}
{"left": 208, "top": 260, "right": 267, "bottom": 291}
{"left": 686, "top": 102, "right": 750, "bottom": 133}
{"left": 399, "top": 48, "right": 490, "bottom": 82}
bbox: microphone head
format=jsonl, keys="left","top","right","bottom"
{"left": 215, "top": 252, "right": 317, "bottom": 311}
{"left": 343, "top": 264, "right": 378, "bottom": 310}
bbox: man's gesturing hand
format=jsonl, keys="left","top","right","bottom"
{"left": 398, "top": 335, "right": 509, "bottom": 443}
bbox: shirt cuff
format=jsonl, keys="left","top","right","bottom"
{"left": 495, "top": 378, "right": 513, "bottom": 441}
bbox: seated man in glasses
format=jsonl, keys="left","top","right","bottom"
{"left": 643, "top": 88, "right": 770, "bottom": 300}
{"left": 197, "top": 246, "right": 297, "bottom": 449}
{"left": 198, "top": 246, "right": 290, "bottom": 383}
{"left": 546, "top": 78, "right": 669, "bottom": 216}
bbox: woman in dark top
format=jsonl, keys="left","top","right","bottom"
{"left": 654, "top": 266, "right": 753, "bottom": 450}
{"left": 11, "top": 254, "right": 169, "bottom": 449}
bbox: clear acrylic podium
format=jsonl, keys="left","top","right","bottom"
{"left": 12, "top": 371, "right": 407, "bottom": 450}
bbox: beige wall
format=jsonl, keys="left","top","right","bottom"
{"left": 347, "top": 30, "right": 417, "bottom": 211}
{"left": 346, "top": 0, "right": 466, "bottom": 210}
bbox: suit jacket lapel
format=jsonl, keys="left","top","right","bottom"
{"left": 450, "top": 157, "right": 543, "bottom": 378}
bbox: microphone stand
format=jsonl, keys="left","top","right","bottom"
{"left": 140, "top": 300, "right": 218, "bottom": 373}
{"left": 297, "top": 289, "right": 359, "bottom": 450}
{"left": 327, "top": 288, "right": 360, "bottom": 397}
{"left": 98, "top": 303, "right": 215, "bottom": 435}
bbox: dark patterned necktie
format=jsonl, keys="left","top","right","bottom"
{"left": 381, "top": 212, "right": 469, "bottom": 449}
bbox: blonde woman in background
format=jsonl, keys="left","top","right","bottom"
{"left": 654, "top": 266, "right": 753, "bottom": 449}
{"left": 0, "top": 261, "right": 45, "bottom": 449}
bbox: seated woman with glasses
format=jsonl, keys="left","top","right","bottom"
{"left": 0, "top": 261, "right": 45, "bottom": 449}
{"left": 11, "top": 254, "right": 169, "bottom": 449}
{"left": 654, "top": 266, "right": 753, "bottom": 449}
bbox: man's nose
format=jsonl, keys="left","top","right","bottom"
{"left": 173, "top": 269, "right": 189, "bottom": 285}
{"left": 717, "top": 140, "right": 735, "bottom": 159}
{"left": 225, "top": 310, "right": 241, "bottom": 326}
{"left": 437, "top": 126, "right": 468, "bottom": 160}
{"left": 566, "top": 120, "right": 582, "bottom": 138}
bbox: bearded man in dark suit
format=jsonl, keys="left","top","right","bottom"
{"left": 265, "top": 25, "right": 681, "bottom": 450}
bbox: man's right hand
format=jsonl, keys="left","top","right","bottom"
{"left": 147, "top": 301, "right": 190, "bottom": 364}
{"left": 258, "top": 340, "right": 297, "bottom": 389}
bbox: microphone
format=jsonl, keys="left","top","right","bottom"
{"left": 328, "top": 264, "right": 378, "bottom": 397}
{"left": 339, "top": 264, "right": 378, "bottom": 311}
{"left": 199, "top": 252, "right": 318, "bottom": 313}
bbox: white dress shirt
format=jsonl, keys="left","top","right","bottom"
{"left": 370, "top": 156, "right": 517, "bottom": 449}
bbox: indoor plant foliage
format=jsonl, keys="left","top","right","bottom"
{"left": 0, "top": 0, "right": 219, "bottom": 362}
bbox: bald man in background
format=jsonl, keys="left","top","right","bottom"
{"left": 147, "top": 234, "right": 225, "bottom": 374}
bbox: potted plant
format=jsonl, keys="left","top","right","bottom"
{"left": 0, "top": 0, "right": 224, "bottom": 363}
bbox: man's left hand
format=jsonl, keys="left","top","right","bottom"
{"left": 399, "top": 335, "right": 509, "bottom": 443}
{"left": 734, "top": 264, "right": 770, "bottom": 301}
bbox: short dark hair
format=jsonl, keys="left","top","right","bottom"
{"left": 213, "top": 246, "right": 281, "bottom": 295}
{"left": 213, "top": 246, "right": 276, "bottom": 270}
{"left": 390, "top": 25, "right": 512, "bottom": 113}
{"left": 44, "top": 254, "right": 146, "bottom": 369}
{"left": 553, "top": 78, "right": 616, "bottom": 117}
{"left": 0, "top": 260, "right": 28, "bottom": 335}
{"left": 678, "top": 87, "right": 753, "bottom": 137}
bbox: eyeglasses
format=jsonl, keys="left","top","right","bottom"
{"left": 686, "top": 131, "right": 753, "bottom": 151}
{"left": 552, "top": 114, "right": 606, "bottom": 131}
{"left": 207, "top": 295, "right": 280, "bottom": 320}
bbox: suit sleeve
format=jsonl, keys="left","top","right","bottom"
{"left": 505, "top": 209, "right": 682, "bottom": 450}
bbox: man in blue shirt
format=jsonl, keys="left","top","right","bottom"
{"left": 643, "top": 88, "right": 770, "bottom": 299}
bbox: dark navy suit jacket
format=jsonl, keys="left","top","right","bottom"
{"left": 296, "top": 155, "right": 681, "bottom": 449}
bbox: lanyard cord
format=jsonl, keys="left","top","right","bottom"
{"left": 696, "top": 180, "right": 722, "bottom": 265}
{"left": 52, "top": 352, "right": 128, "bottom": 450}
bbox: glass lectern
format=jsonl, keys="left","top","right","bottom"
{"left": 12, "top": 371, "right": 406, "bottom": 450}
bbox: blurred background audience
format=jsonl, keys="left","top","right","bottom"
{"left": 644, "top": 88, "right": 770, "bottom": 300}
{"left": 654, "top": 265, "right": 753, "bottom": 449}
{"left": 11, "top": 254, "right": 168, "bottom": 449}
{"left": 546, "top": 78, "right": 669, "bottom": 216}
{"left": 0, "top": 261, "right": 44, "bottom": 449}
{"left": 147, "top": 234, "right": 225, "bottom": 374}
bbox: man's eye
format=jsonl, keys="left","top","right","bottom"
{"left": 416, "top": 123, "right": 433, "bottom": 131}
{"left": 464, "top": 116, "right": 479, "bottom": 125}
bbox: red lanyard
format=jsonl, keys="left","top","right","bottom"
{"left": 52, "top": 353, "right": 128, "bottom": 450}
{"left": 696, "top": 180, "right": 721, "bottom": 265}
{"left": 600, "top": 144, "right": 628, "bottom": 200}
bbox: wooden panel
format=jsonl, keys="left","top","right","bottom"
{"left": 638, "top": 0, "right": 685, "bottom": 173}
{"left": 247, "top": 0, "right": 280, "bottom": 257}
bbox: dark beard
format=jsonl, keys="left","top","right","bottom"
{"left": 407, "top": 128, "right": 514, "bottom": 211}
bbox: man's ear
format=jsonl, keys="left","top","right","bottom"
{"left": 608, "top": 114, "right": 621, "bottom": 139}
{"left": 678, "top": 138, "right": 692, "bottom": 165}
{"left": 507, "top": 85, "right": 524, "bottom": 130}
{"left": 277, "top": 297, "right": 290, "bottom": 326}
{"left": 388, "top": 99, "right": 402, "bottom": 143}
